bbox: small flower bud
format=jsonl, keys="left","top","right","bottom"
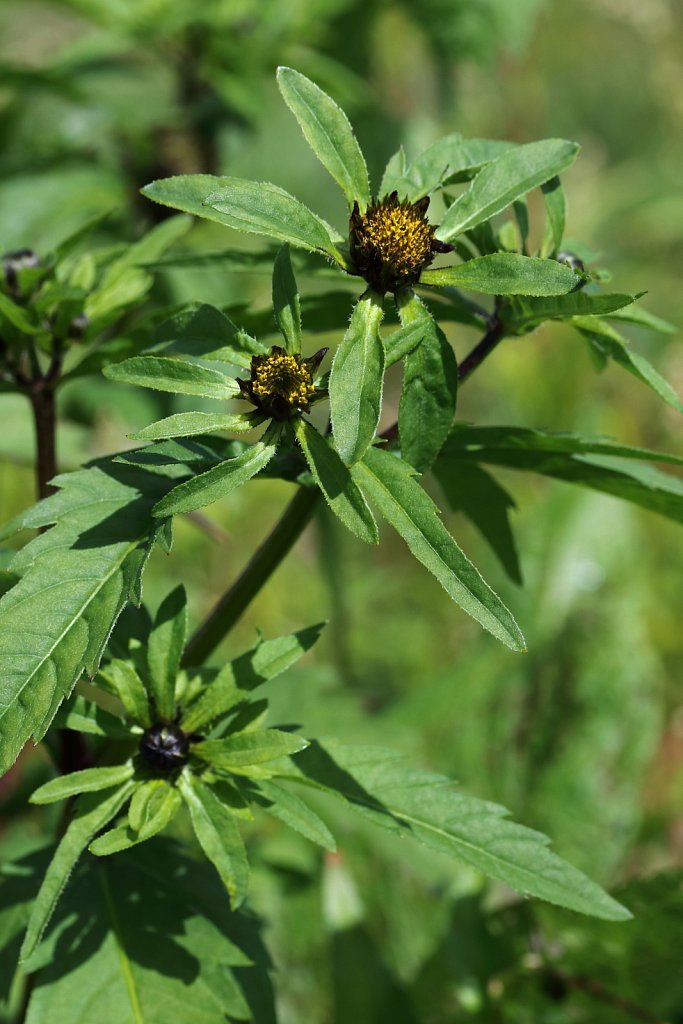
{"left": 140, "top": 722, "right": 190, "bottom": 772}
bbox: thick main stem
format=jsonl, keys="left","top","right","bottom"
{"left": 182, "top": 486, "right": 321, "bottom": 666}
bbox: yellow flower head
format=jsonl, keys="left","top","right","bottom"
{"left": 238, "top": 346, "right": 327, "bottom": 420}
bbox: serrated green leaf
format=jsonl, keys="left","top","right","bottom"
{"left": 436, "top": 139, "right": 579, "bottom": 242}
{"left": 90, "top": 782, "right": 182, "bottom": 855}
{"left": 152, "top": 436, "right": 279, "bottom": 518}
{"left": 272, "top": 243, "right": 301, "bottom": 353}
{"left": 442, "top": 424, "right": 683, "bottom": 524}
{"left": 434, "top": 461, "right": 522, "bottom": 584}
{"left": 20, "top": 782, "right": 135, "bottom": 960}
{"left": 102, "top": 659, "right": 152, "bottom": 728}
{"left": 52, "top": 695, "right": 132, "bottom": 739}
{"left": 391, "top": 135, "right": 516, "bottom": 202}
{"left": 571, "top": 315, "right": 683, "bottom": 413}
{"left": 180, "top": 623, "right": 324, "bottom": 734}
{"left": 378, "top": 145, "right": 408, "bottom": 196}
{"left": 192, "top": 729, "right": 309, "bottom": 771}
{"left": 503, "top": 290, "right": 634, "bottom": 331}
{"left": 352, "top": 446, "right": 526, "bottom": 650}
{"left": 254, "top": 779, "right": 336, "bottom": 851}
{"left": 293, "top": 418, "right": 378, "bottom": 543}
{"left": 278, "top": 740, "right": 631, "bottom": 921}
{"left": 147, "top": 586, "right": 187, "bottom": 721}
{"left": 397, "top": 292, "right": 458, "bottom": 473}
{"left": 130, "top": 411, "right": 261, "bottom": 442}
{"left": 179, "top": 774, "right": 250, "bottom": 908}
{"left": 330, "top": 291, "right": 385, "bottom": 464}
{"left": 104, "top": 355, "right": 239, "bottom": 400}
{"left": 19, "top": 839, "right": 274, "bottom": 1023}
{"left": 421, "top": 254, "right": 579, "bottom": 296}
{"left": 30, "top": 763, "right": 135, "bottom": 805}
{"left": 277, "top": 66, "right": 369, "bottom": 209}
{"left": 154, "top": 302, "right": 262, "bottom": 364}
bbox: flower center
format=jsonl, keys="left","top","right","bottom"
{"left": 140, "top": 722, "right": 189, "bottom": 772}
{"left": 350, "top": 193, "right": 438, "bottom": 291}
{"left": 251, "top": 351, "right": 315, "bottom": 409}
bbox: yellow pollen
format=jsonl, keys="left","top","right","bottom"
{"left": 355, "top": 198, "right": 434, "bottom": 278}
{"left": 251, "top": 352, "right": 315, "bottom": 408}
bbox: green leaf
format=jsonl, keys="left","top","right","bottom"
{"left": 420, "top": 254, "right": 579, "bottom": 296}
{"left": 147, "top": 586, "right": 187, "bottom": 721}
{"left": 571, "top": 315, "right": 683, "bottom": 413}
{"left": 383, "top": 318, "right": 429, "bottom": 367}
{"left": 352, "top": 446, "right": 526, "bottom": 650}
{"left": 18, "top": 839, "right": 274, "bottom": 1023}
{"left": 293, "top": 418, "right": 378, "bottom": 543}
{"left": 604, "top": 303, "right": 676, "bottom": 334}
{"left": 192, "top": 729, "right": 309, "bottom": 772}
{"left": 436, "top": 139, "right": 580, "bottom": 242}
{"left": 20, "top": 782, "right": 135, "bottom": 960}
{"left": 389, "top": 135, "right": 516, "bottom": 202}
{"left": 397, "top": 292, "right": 458, "bottom": 473}
{"left": 0, "top": 291, "right": 41, "bottom": 335}
{"left": 434, "top": 461, "right": 522, "bottom": 584}
{"left": 180, "top": 623, "right": 324, "bottom": 734}
{"left": 441, "top": 424, "right": 683, "bottom": 524}
{"left": 277, "top": 66, "right": 369, "bottom": 209}
{"left": 330, "top": 291, "right": 385, "bottom": 464}
{"left": 279, "top": 741, "right": 631, "bottom": 921}
{"left": 541, "top": 176, "right": 566, "bottom": 256}
{"left": 52, "top": 695, "right": 132, "bottom": 739}
{"left": 152, "top": 436, "right": 279, "bottom": 518}
{"left": 378, "top": 145, "right": 408, "bottom": 196}
{"left": 30, "top": 763, "right": 135, "bottom": 805}
{"left": 503, "top": 290, "right": 634, "bottom": 331}
{"left": 103, "top": 355, "right": 239, "bottom": 400}
{"left": 254, "top": 779, "right": 336, "bottom": 851}
{"left": 90, "top": 782, "right": 182, "bottom": 854}
{"left": 102, "top": 660, "right": 152, "bottom": 728}
{"left": 272, "top": 243, "right": 301, "bottom": 353}
{"left": 130, "top": 411, "right": 260, "bottom": 442}
{"left": 179, "top": 774, "right": 250, "bottom": 908}
{"left": 154, "top": 302, "right": 263, "bottom": 364}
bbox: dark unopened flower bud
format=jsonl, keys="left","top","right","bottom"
{"left": 238, "top": 345, "right": 328, "bottom": 420}
{"left": 2, "top": 249, "right": 40, "bottom": 294}
{"left": 556, "top": 250, "right": 585, "bottom": 274}
{"left": 349, "top": 192, "right": 452, "bottom": 293}
{"left": 140, "top": 722, "right": 189, "bottom": 772}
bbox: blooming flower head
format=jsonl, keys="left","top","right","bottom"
{"left": 237, "top": 345, "right": 327, "bottom": 420}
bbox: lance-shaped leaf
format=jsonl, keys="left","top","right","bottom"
{"left": 52, "top": 695, "right": 132, "bottom": 740}
{"left": 352, "top": 446, "right": 526, "bottom": 650}
{"left": 147, "top": 585, "right": 187, "bottom": 721}
{"left": 130, "top": 411, "right": 261, "bottom": 442}
{"left": 20, "top": 782, "right": 136, "bottom": 960}
{"left": 386, "top": 135, "right": 516, "bottom": 201}
{"left": 181, "top": 623, "right": 324, "bottom": 734}
{"left": 204, "top": 179, "right": 345, "bottom": 262}
{"left": 0, "top": 443, "right": 222, "bottom": 774}
{"left": 293, "top": 418, "right": 378, "bottom": 543}
{"left": 421, "top": 254, "right": 579, "bottom": 296}
{"left": 604, "top": 304, "right": 676, "bottom": 334}
{"left": 30, "top": 763, "right": 135, "bottom": 805}
{"left": 571, "top": 315, "right": 683, "bottom": 413}
{"left": 90, "top": 781, "right": 182, "bottom": 855}
{"left": 101, "top": 660, "right": 151, "bottom": 728}
{"left": 104, "top": 355, "right": 239, "bottom": 400}
{"left": 179, "top": 773, "right": 250, "bottom": 908}
{"left": 272, "top": 243, "right": 301, "bottom": 353}
{"left": 440, "top": 424, "right": 683, "bottom": 524}
{"left": 155, "top": 301, "right": 268, "bottom": 365}
{"left": 330, "top": 291, "right": 385, "bottom": 465}
{"left": 277, "top": 740, "right": 631, "bottom": 921}
{"left": 541, "top": 176, "right": 566, "bottom": 256}
{"left": 434, "top": 461, "right": 522, "bottom": 585}
{"left": 277, "top": 66, "right": 369, "bottom": 210}
{"left": 436, "top": 139, "right": 580, "bottom": 242}
{"left": 397, "top": 292, "right": 458, "bottom": 473}
{"left": 383, "top": 317, "right": 430, "bottom": 366}
{"left": 153, "top": 435, "right": 280, "bottom": 519}
{"left": 192, "top": 729, "right": 309, "bottom": 772}
{"left": 502, "top": 290, "right": 634, "bottom": 332}
{"left": 254, "top": 779, "right": 336, "bottom": 851}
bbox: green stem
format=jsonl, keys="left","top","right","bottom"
{"left": 182, "top": 486, "right": 321, "bottom": 666}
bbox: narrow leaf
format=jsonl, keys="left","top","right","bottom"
{"left": 179, "top": 773, "right": 250, "bottom": 908}
{"left": 541, "top": 176, "right": 566, "bottom": 256}
{"left": 104, "top": 355, "right": 239, "bottom": 400}
{"left": 30, "top": 763, "right": 135, "bottom": 805}
{"left": 383, "top": 318, "right": 429, "bottom": 367}
{"left": 153, "top": 437, "right": 279, "bottom": 518}
{"left": 277, "top": 66, "right": 369, "bottom": 209}
{"left": 20, "top": 783, "right": 135, "bottom": 960}
{"left": 102, "top": 660, "right": 152, "bottom": 728}
{"left": 352, "top": 446, "right": 526, "bottom": 650}
{"left": 90, "top": 782, "right": 182, "bottom": 854}
{"left": 436, "top": 139, "right": 580, "bottom": 242}
{"left": 130, "top": 411, "right": 260, "bottom": 442}
{"left": 330, "top": 291, "right": 385, "bottom": 464}
{"left": 147, "top": 585, "right": 187, "bottom": 721}
{"left": 503, "top": 290, "right": 634, "bottom": 331}
{"left": 192, "top": 729, "right": 309, "bottom": 771}
{"left": 255, "top": 779, "right": 336, "bottom": 851}
{"left": 293, "top": 418, "right": 378, "bottom": 543}
{"left": 421, "top": 254, "right": 579, "bottom": 296}
{"left": 272, "top": 243, "right": 301, "bottom": 353}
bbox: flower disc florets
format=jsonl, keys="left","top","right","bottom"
{"left": 238, "top": 345, "right": 327, "bottom": 420}
{"left": 349, "top": 192, "right": 452, "bottom": 293}
{"left": 140, "top": 722, "right": 190, "bottom": 773}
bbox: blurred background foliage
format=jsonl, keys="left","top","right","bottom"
{"left": 1, "top": 0, "right": 682, "bottom": 1020}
